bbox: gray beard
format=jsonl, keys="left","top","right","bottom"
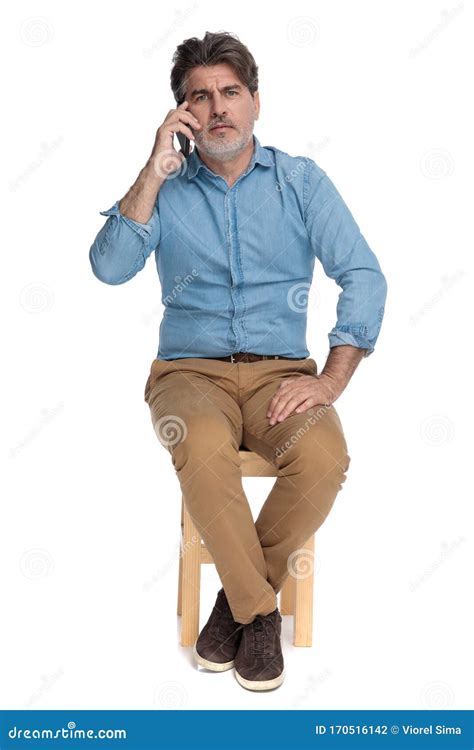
{"left": 195, "top": 127, "right": 254, "bottom": 163}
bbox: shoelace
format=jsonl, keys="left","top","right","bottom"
{"left": 249, "top": 614, "right": 278, "bottom": 657}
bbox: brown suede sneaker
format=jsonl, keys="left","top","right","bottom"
{"left": 193, "top": 587, "right": 244, "bottom": 672}
{"left": 234, "top": 607, "right": 285, "bottom": 691}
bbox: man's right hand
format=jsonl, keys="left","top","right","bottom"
{"left": 149, "top": 100, "right": 201, "bottom": 178}
{"left": 117, "top": 101, "right": 201, "bottom": 224}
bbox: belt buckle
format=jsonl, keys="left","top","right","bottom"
{"left": 230, "top": 353, "right": 235, "bottom": 363}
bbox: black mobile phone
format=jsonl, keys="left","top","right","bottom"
{"left": 176, "top": 131, "right": 191, "bottom": 159}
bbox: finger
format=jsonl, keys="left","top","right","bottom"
{"left": 178, "top": 111, "right": 201, "bottom": 129}
{"left": 276, "top": 375, "right": 312, "bottom": 395}
{"left": 169, "top": 104, "right": 201, "bottom": 131}
{"left": 270, "top": 394, "right": 298, "bottom": 424}
{"left": 267, "top": 380, "right": 308, "bottom": 417}
{"left": 270, "top": 395, "right": 308, "bottom": 424}
{"left": 268, "top": 378, "right": 302, "bottom": 407}
{"left": 171, "top": 101, "right": 191, "bottom": 120}
{"left": 294, "top": 398, "right": 313, "bottom": 413}
{"left": 269, "top": 390, "right": 310, "bottom": 423}
{"left": 173, "top": 121, "right": 196, "bottom": 141}
{"left": 276, "top": 378, "right": 298, "bottom": 391}
{"left": 267, "top": 389, "right": 289, "bottom": 417}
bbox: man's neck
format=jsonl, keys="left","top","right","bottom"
{"left": 195, "top": 136, "right": 255, "bottom": 188}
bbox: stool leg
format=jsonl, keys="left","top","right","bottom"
{"left": 177, "top": 500, "right": 184, "bottom": 616}
{"left": 180, "top": 498, "right": 201, "bottom": 647}
{"left": 294, "top": 534, "right": 315, "bottom": 647}
{"left": 280, "top": 573, "right": 295, "bottom": 615}
{"left": 177, "top": 547, "right": 183, "bottom": 616}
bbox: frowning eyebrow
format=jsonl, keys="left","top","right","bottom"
{"left": 189, "top": 84, "right": 243, "bottom": 99}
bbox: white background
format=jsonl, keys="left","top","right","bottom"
{"left": 1, "top": 0, "right": 472, "bottom": 710}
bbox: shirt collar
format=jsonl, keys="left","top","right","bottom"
{"left": 186, "top": 134, "right": 273, "bottom": 181}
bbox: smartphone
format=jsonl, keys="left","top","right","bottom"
{"left": 176, "top": 131, "right": 191, "bottom": 159}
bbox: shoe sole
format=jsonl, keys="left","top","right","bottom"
{"left": 234, "top": 668, "right": 285, "bottom": 691}
{"left": 192, "top": 643, "right": 235, "bottom": 672}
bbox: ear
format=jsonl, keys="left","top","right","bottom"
{"left": 253, "top": 90, "right": 260, "bottom": 120}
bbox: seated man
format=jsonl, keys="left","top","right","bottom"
{"left": 89, "top": 30, "right": 387, "bottom": 692}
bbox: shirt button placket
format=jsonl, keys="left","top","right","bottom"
{"left": 226, "top": 189, "right": 244, "bottom": 352}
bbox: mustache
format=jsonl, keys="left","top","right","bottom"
{"left": 206, "top": 121, "right": 234, "bottom": 131}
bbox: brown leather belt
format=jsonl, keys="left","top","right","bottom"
{"left": 205, "top": 352, "right": 304, "bottom": 363}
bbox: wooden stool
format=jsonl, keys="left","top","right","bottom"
{"left": 177, "top": 446, "right": 315, "bottom": 647}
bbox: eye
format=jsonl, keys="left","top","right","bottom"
{"left": 196, "top": 94, "right": 207, "bottom": 102}
{"left": 227, "top": 90, "right": 238, "bottom": 96}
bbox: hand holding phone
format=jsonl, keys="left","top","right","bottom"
{"left": 148, "top": 100, "right": 199, "bottom": 177}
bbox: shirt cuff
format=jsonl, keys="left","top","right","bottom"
{"left": 328, "top": 326, "right": 375, "bottom": 358}
{"left": 100, "top": 201, "right": 159, "bottom": 245}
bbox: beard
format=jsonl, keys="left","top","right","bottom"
{"left": 194, "top": 117, "right": 255, "bottom": 162}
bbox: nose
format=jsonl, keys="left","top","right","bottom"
{"left": 211, "top": 92, "right": 227, "bottom": 118}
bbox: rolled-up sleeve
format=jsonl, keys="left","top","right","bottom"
{"left": 304, "top": 160, "right": 387, "bottom": 357}
{"left": 89, "top": 200, "right": 161, "bottom": 285}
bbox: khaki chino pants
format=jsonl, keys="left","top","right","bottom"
{"left": 144, "top": 356, "right": 351, "bottom": 625}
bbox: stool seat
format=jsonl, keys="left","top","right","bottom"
{"left": 238, "top": 445, "right": 279, "bottom": 477}
{"left": 177, "top": 446, "right": 315, "bottom": 647}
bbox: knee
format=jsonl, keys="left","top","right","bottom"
{"left": 307, "top": 442, "right": 350, "bottom": 491}
{"left": 276, "top": 424, "right": 350, "bottom": 489}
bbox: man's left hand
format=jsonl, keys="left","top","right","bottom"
{"left": 267, "top": 375, "right": 338, "bottom": 425}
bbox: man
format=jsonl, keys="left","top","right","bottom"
{"left": 89, "top": 31, "right": 387, "bottom": 692}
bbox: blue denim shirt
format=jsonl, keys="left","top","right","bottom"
{"left": 89, "top": 135, "right": 387, "bottom": 361}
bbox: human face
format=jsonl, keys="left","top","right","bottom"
{"left": 184, "top": 63, "right": 260, "bottom": 162}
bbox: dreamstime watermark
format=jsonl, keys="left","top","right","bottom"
{"left": 287, "top": 546, "right": 318, "bottom": 580}
{"left": 287, "top": 281, "right": 311, "bottom": 314}
{"left": 143, "top": 4, "right": 198, "bottom": 59}
{"left": 287, "top": 16, "right": 320, "bottom": 47}
{"left": 419, "top": 414, "right": 454, "bottom": 447}
{"left": 25, "top": 668, "right": 64, "bottom": 708}
{"left": 10, "top": 402, "right": 64, "bottom": 459}
{"left": 409, "top": 536, "right": 466, "bottom": 592}
{"left": 142, "top": 271, "right": 199, "bottom": 327}
{"left": 420, "top": 680, "right": 455, "bottom": 708}
{"left": 409, "top": 4, "right": 464, "bottom": 59}
{"left": 143, "top": 540, "right": 183, "bottom": 592}
{"left": 154, "top": 415, "right": 188, "bottom": 448}
{"left": 420, "top": 147, "right": 454, "bottom": 179}
{"left": 19, "top": 16, "right": 54, "bottom": 47}
{"left": 19, "top": 548, "right": 54, "bottom": 580}
{"left": 8, "top": 721, "right": 126, "bottom": 740}
{"left": 306, "top": 136, "right": 331, "bottom": 158}
{"left": 275, "top": 404, "right": 330, "bottom": 459}
{"left": 151, "top": 149, "right": 189, "bottom": 181}
{"left": 276, "top": 157, "right": 310, "bottom": 192}
{"left": 153, "top": 680, "right": 188, "bottom": 708}
{"left": 10, "top": 137, "right": 63, "bottom": 192}
{"left": 19, "top": 282, "right": 55, "bottom": 313}
{"left": 409, "top": 270, "right": 465, "bottom": 326}
{"left": 291, "top": 668, "right": 332, "bottom": 707}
